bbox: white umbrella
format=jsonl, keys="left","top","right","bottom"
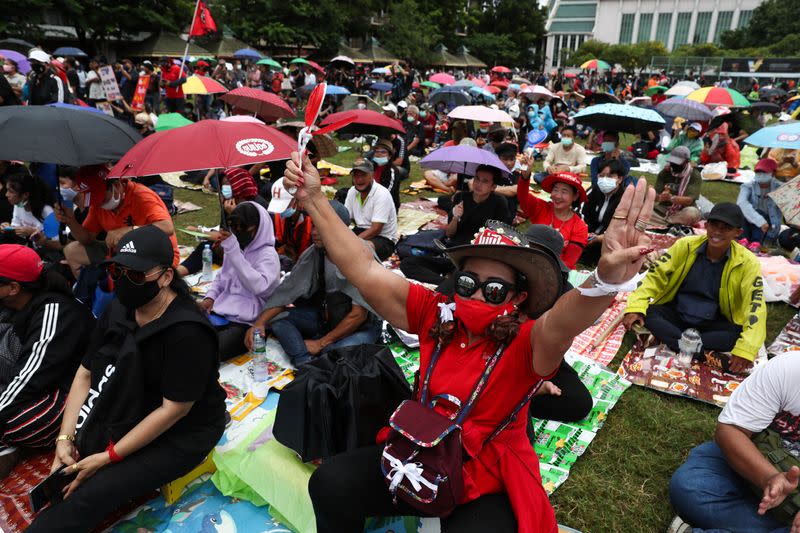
{"left": 331, "top": 55, "right": 355, "bottom": 65}
{"left": 520, "top": 85, "right": 555, "bottom": 101}
{"left": 448, "top": 105, "right": 514, "bottom": 124}
{"left": 675, "top": 80, "right": 701, "bottom": 90}
{"left": 665, "top": 85, "right": 695, "bottom": 97}
{"left": 628, "top": 96, "right": 653, "bottom": 107}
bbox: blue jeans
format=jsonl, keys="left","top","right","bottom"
{"left": 533, "top": 171, "right": 547, "bottom": 184}
{"left": 669, "top": 441, "right": 790, "bottom": 533}
{"left": 741, "top": 209, "right": 770, "bottom": 243}
{"left": 271, "top": 306, "right": 382, "bottom": 366}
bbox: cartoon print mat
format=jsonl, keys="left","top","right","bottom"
{"left": 397, "top": 207, "right": 441, "bottom": 236}
{"left": 768, "top": 313, "right": 800, "bottom": 357}
{"left": 535, "top": 354, "right": 631, "bottom": 495}
{"left": 618, "top": 341, "right": 768, "bottom": 407}
{"left": 399, "top": 199, "right": 449, "bottom": 231}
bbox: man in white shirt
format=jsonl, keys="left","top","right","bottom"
{"left": 85, "top": 57, "right": 106, "bottom": 104}
{"left": 344, "top": 158, "right": 397, "bottom": 261}
{"left": 669, "top": 354, "right": 800, "bottom": 532}
{"left": 536, "top": 125, "right": 588, "bottom": 183}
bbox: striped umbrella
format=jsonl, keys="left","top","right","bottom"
{"left": 686, "top": 87, "right": 750, "bottom": 108}
{"left": 580, "top": 59, "right": 611, "bottom": 70}
{"left": 182, "top": 75, "right": 228, "bottom": 95}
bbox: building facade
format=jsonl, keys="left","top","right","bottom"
{"left": 544, "top": 0, "right": 762, "bottom": 69}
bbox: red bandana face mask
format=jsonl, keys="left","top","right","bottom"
{"left": 453, "top": 295, "right": 516, "bottom": 337}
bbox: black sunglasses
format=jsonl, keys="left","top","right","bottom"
{"left": 107, "top": 264, "right": 164, "bottom": 285}
{"left": 454, "top": 271, "right": 517, "bottom": 305}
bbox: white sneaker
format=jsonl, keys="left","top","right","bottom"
{"left": 667, "top": 515, "right": 692, "bottom": 533}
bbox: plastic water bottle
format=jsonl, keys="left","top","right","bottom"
{"left": 251, "top": 329, "right": 268, "bottom": 381}
{"left": 201, "top": 244, "right": 213, "bottom": 282}
{"left": 677, "top": 328, "right": 702, "bottom": 368}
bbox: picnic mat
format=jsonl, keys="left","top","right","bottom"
{"left": 160, "top": 171, "right": 204, "bottom": 191}
{"left": 618, "top": 341, "right": 768, "bottom": 407}
{"left": 399, "top": 199, "right": 449, "bottom": 231}
{"left": 0, "top": 452, "right": 52, "bottom": 532}
{"left": 397, "top": 207, "right": 441, "bottom": 236}
{"left": 757, "top": 255, "right": 800, "bottom": 305}
{"left": 768, "top": 312, "right": 800, "bottom": 357}
{"left": 566, "top": 293, "right": 629, "bottom": 366}
{"left": 535, "top": 353, "right": 631, "bottom": 495}
{"left": 317, "top": 159, "right": 351, "bottom": 176}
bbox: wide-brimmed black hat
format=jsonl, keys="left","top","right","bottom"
{"left": 438, "top": 220, "right": 563, "bottom": 317}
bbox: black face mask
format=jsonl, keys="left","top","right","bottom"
{"left": 31, "top": 63, "right": 45, "bottom": 75}
{"left": 670, "top": 163, "right": 685, "bottom": 174}
{"left": 234, "top": 228, "right": 255, "bottom": 250}
{"left": 114, "top": 273, "right": 162, "bottom": 310}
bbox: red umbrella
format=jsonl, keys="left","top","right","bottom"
{"left": 490, "top": 80, "right": 509, "bottom": 89}
{"left": 319, "top": 109, "right": 404, "bottom": 136}
{"left": 485, "top": 86, "right": 501, "bottom": 95}
{"left": 305, "top": 59, "right": 325, "bottom": 74}
{"left": 108, "top": 120, "right": 295, "bottom": 178}
{"left": 429, "top": 73, "right": 456, "bottom": 85}
{"left": 220, "top": 87, "right": 295, "bottom": 121}
{"left": 471, "top": 78, "right": 486, "bottom": 88}
{"left": 491, "top": 66, "right": 511, "bottom": 73}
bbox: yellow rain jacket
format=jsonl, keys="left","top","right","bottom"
{"left": 625, "top": 235, "right": 766, "bottom": 361}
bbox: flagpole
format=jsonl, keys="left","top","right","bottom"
{"left": 180, "top": 0, "right": 202, "bottom": 73}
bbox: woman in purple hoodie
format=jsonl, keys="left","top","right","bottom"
{"left": 200, "top": 202, "right": 281, "bottom": 359}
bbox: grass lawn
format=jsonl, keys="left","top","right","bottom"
{"left": 170, "top": 140, "right": 797, "bottom": 533}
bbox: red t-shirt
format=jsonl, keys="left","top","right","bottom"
{"left": 162, "top": 64, "right": 185, "bottom": 99}
{"left": 517, "top": 177, "right": 588, "bottom": 269}
{"left": 83, "top": 182, "right": 179, "bottom": 266}
{"left": 405, "top": 283, "right": 558, "bottom": 533}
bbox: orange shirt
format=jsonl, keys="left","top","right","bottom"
{"left": 83, "top": 181, "right": 179, "bottom": 266}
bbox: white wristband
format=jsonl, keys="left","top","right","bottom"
{"left": 576, "top": 269, "right": 646, "bottom": 297}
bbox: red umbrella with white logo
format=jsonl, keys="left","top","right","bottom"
{"left": 107, "top": 119, "right": 295, "bottom": 177}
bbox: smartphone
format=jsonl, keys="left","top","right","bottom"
{"left": 29, "top": 464, "right": 77, "bottom": 512}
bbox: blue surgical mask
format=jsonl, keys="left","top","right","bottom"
{"left": 373, "top": 156, "right": 389, "bottom": 166}
{"left": 597, "top": 177, "right": 618, "bottom": 194}
{"left": 221, "top": 185, "right": 233, "bottom": 199}
{"left": 406, "top": 116, "right": 415, "bottom": 123}
{"left": 561, "top": 137, "right": 573, "bottom": 146}
{"left": 280, "top": 207, "right": 296, "bottom": 219}
{"left": 419, "top": 111, "right": 427, "bottom": 119}
{"left": 59, "top": 187, "right": 78, "bottom": 202}
{"left": 754, "top": 172, "right": 773, "bottom": 184}
{"left": 601, "top": 141, "right": 616, "bottom": 152}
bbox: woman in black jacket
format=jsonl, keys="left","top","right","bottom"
{"left": 28, "top": 226, "right": 226, "bottom": 532}
{"left": 580, "top": 159, "right": 628, "bottom": 265}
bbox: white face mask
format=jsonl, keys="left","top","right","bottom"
{"left": 754, "top": 172, "right": 773, "bottom": 184}
{"left": 100, "top": 187, "right": 122, "bottom": 210}
{"left": 597, "top": 177, "right": 618, "bottom": 194}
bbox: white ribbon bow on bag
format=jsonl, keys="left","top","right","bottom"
{"left": 438, "top": 302, "right": 456, "bottom": 323}
{"left": 383, "top": 450, "right": 437, "bottom": 493}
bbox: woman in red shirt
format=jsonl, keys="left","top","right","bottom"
{"left": 517, "top": 169, "right": 588, "bottom": 269}
{"left": 283, "top": 153, "right": 655, "bottom": 533}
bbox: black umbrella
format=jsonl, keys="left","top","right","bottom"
{"left": 0, "top": 38, "right": 35, "bottom": 54}
{"left": 0, "top": 105, "right": 141, "bottom": 166}
{"left": 584, "top": 92, "right": 620, "bottom": 105}
{"left": 758, "top": 87, "right": 786, "bottom": 100}
{"left": 429, "top": 86, "right": 471, "bottom": 107}
{"left": 749, "top": 101, "right": 781, "bottom": 114}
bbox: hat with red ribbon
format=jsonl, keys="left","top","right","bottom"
{"left": 439, "top": 220, "right": 562, "bottom": 317}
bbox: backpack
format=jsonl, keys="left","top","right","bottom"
{"left": 148, "top": 183, "right": 177, "bottom": 215}
{"left": 749, "top": 429, "right": 800, "bottom": 525}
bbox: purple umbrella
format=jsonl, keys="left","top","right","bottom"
{"left": 656, "top": 98, "right": 713, "bottom": 121}
{"left": 420, "top": 145, "right": 511, "bottom": 177}
{"left": 0, "top": 49, "right": 30, "bottom": 74}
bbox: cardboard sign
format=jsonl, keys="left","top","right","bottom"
{"left": 131, "top": 74, "right": 150, "bottom": 111}
{"left": 98, "top": 65, "right": 122, "bottom": 102}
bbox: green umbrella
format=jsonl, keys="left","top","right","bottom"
{"left": 420, "top": 81, "right": 441, "bottom": 90}
{"left": 257, "top": 58, "right": 282, "bottom": 69}
{"left": 645, "top": 85, "right": 668, "bottom": 96}
{"left": 155, "top": 113, "right": 193, "bottom": 132}
{"left": 290, "top": 58, "right": 310, "bottom": 65}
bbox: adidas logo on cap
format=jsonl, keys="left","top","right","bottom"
{"left": 120, "top": 241, "right": 137, "bottom": 254}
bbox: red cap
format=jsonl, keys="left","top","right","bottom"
{"left": 75, "top": 165, "right": 110, "bottom": 208}
{"left": 0, "top": 245, "right": 44, "bottom": 283}
{"left": 755, "top": 158, "right": 778, "bottom": 174}
{"left": 224, "top": 167, "right": 258, "bottom": 199}
{"left": 542, "top": 172, "right": 587, "bottom": 203}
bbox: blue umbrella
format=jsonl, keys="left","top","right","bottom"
{"left": 429, "top": 86, "right": 471, "bottom": 107}
{"left": 47, "top": 102, "right": 104, "bottom": 114}
{"left": 234, "top": 48, "right": 262, "bottom": 60}
{"left": 573, "top": 103, "right": 665, "bottom": 133}
{"left": 656, "top": 98, "right": 713, "bottom": 121}
{"left": 420, "top": 145, "right": 511, "bottom": 177}
{"left": 744, "top": 122, "right": 800, "bottom": 150}
{"left": 53, "top": 46, "right": 87, "bottom": 57}
{"left": 468, "top": 86, "right": 496, "bottom": 101}
{"left": 370, "top": 82, "right": 392, "bottom": 92}
{"left": 325, "top": 85, "right": 350, "bottom": 96}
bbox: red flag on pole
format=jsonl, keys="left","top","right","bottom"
{"left": 189, "top": 1, "right": 217, "bottom": 37}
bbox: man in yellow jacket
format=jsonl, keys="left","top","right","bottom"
{"left": 623, "top": 203, "right": 766, "bottom": 374}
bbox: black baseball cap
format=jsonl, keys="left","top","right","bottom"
{"left": 706, "top": 202, "right": 744, "bottom": 228}
{"left": 106, "top": 225, "right": 174, "bottom": 271}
